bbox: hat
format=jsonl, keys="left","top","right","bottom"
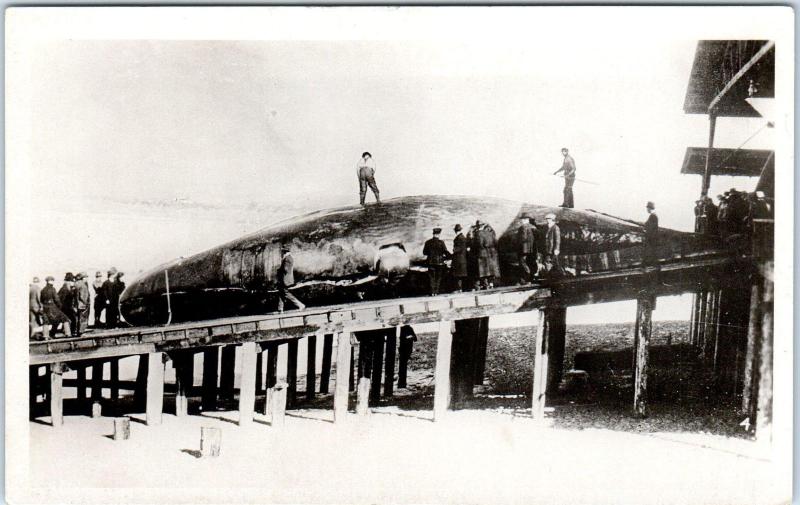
{"left": 74, "top": 273, "right": 83, "bottom": 280}
{"left": 108, "top": 267, "right": 118, "bottom": 275}
{"left": 475, "top": 219, "right": 483, "bottom": 226}
{"left": 280, "top": 245, "right": 291, "bottom": 253}
{"left": 95, "top": 271, "right": 103, "bottom": 278}
{"left": 362, "top": 151, "right": 371, "bottom": 158}
{"left": 33, "top": 276, "right": 40, "bottom": 283}
{"left": 545, "top": 213, "right": 556, "bottom": 220}
{"left": 433, "top": 227, "right": 442, "bottom": 234}
{"left": 454, "top": 224, "right": 462, "bottom": 232}
{"left": 117, "top": 271, "right": 125, "bottom": 278}
{"left": 646, "top": 201, "right": 655, "bottom": 210}
{"left": 520, "top": 213, "right": 531, "bottom": 219}
{"left": 45, "top": 275, "right": 54, "bottom": 282}
{"left": 64, "top": 272, "right": 74, "bottom": 282}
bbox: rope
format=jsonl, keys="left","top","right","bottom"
{"left": 715, "top": 121, "right": 772, "bottom": 170}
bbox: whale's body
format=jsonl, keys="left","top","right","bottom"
{"left": 120, "top": 195, "right": 707, "bottom": 326}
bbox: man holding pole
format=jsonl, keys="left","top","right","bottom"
{"left": 553, "top": 147, "right": 577, "bottom": 208}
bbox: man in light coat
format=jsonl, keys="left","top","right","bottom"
{"left": 544, "top": 213, "right": 563, "bottom": 276}
{"left": 277, "top": 245, "right": 306, "bottom": 312}
{"left": 553, "top": 147, "right": 577, "bottom": 208}
{"left": 357, "top": 151, "right": 381, "bottom": 205}
{"left": 29, "top": 277, "right": 42, "bottom": 338}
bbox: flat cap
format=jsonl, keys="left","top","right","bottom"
{"left": 433, "top": 227, "right": 442, "bottom": 234}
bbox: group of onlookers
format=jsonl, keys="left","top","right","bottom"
{"left": 29, "top": 268, "right": 126, "bottom": 340}
{"left": 421, "top": 212, "right": 564, "bottom": 295}
{"left": 694, "top": 189, "right": 773, "bottom": 242}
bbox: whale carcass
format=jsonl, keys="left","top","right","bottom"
{"left": 120, "top": 195, "right": 710, "bottom": 326}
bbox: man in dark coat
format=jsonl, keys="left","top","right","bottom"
{"left": 41, "top": 275, "right": 70, "bottom": 338}
{"left": 92, "top": 271, "right": 106, "bottom": 327}
{"left": 553, "top": 147, "right": 577, "bottom": 208}
{"left": 58, "top": 273, "right": 76, "bottom": 337}
{"left": 422, "top": 227, "right": 451, "bottom": 296}
{"left": 113, "top": 272, "right": 127, "bottom": 327}
{"left": 643, "top": 201, "right": 659, "bottom": 267}
{"left": 277, "top": 246, "right": 306, "bottom": 312}
{"left": 102, "top": 267, "right": 119, "bottom": 328}
{"left": 516, "top": 215, "right": 538, "bottom": 284}
{"left": 451, "top": 224, "right": 469, "bottom": 292}
{"left": 544, "top": 213, "right": 563, "bottom": 277}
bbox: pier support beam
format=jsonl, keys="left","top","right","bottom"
{"left": 369, "top": 333, "right": 385, "bottom": 404}
{"left": 433, "top": 320, "right": 454, "bottom": 421}
{"left": 110, "top": 358, "right": 120, "bottom": 400}
{"left": 306, "top": 335, "right": 317, "bottom": 401}
{"left": 255, "top": 351, "right": 263, "bottom": 395}
{"left": 451, "top": 318, "right": 482, "bottom": 406}
{"left": 356, "top": 377, "right": 371, "bottom": 416}
{"left": 146, "top": 352, "right": 165, "bottom": 426}
{"left": 219, "top": 345, "right": 236, "bottom": 402}
{"left": 76, "top": 366, "right": 87, "bottom": 402}
{"left": 742, "top": 283, "right": 762, "bottom": 416}
{"left": 633, "top": 295, "right": 654, "bottom": 418}
{"left": 320, "top": 333, "right": 334, "bottom": 394}
{"left": 287, "top": 339, "right": 298, "bottom": 407}
{"left": 201, "top": 347, "right": 219, "bottom": 412}
{"left": 473, "top": 317, "right": 489, "bottom": 385}
{"left": 91, "top": 362, "right": 103, "bottom": 401}
{"left": 755, "top": 263, "right": 774, "bottom": 442}
{"left": 50, "top": 363, "right": 65, "bottom": 428}
{"left": 531, "top": 310, "right": 548, "bottom": 420}
{"left": 334, "top": 331, "right": 353, "bottom": 423}
{"left": 697, "top": 290, "right": 708, "bottom": 351}
{"left": 266, "top": 342, "right": 289, "bottom": 425}
{"left": 263, "top": 344, "right": 277, "bottom": 415}
{"left": 174, "top": 352, "right": 194, "bottom": 417}
{"left": 398, "top": 326, "right": 416, "bottom": 389}
{"left": 134, "top": 354, "right": 148, "bottom": 411}
{"left": 238, "top": 342, "right": 258, "bottom": 425}
{"left": 384, "top": 328, "right": 397, "bottom": 398}
{"left": 547, "top": 308, "right": 567, "bottom": 394}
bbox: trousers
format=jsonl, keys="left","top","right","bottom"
{"left": 278, "top": 285, "right": 305, "bottom": 312}
{"left": 359, "top": 175, "right": 380, "bottom": 205}
{"left": 562, "top": 178, "right": 575, "bottom": 208}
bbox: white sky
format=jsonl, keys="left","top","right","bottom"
{"left": 15, "top": 8, "right": 780, "bottom": 322}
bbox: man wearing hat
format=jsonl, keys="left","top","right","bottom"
{"left": 92, "top": 271, "right": 106, "bottom": 328}
{"left": 58, "top": 273, "right": 76, "bottom": 337}
{"left": 102, "top": 268, "right": 119, "bottom": 328}
{"left": 516, "top": 214, "right": 538, "bottom": 284}
{"left": 544, "top": 213, "right": 563, "bottom": 276}
{"left": 553, "top": 147, "right": 577, "bottom": 208}
{"left": 356, "top": 151, "right": 380, "bottom": 206}
{"left": 422, "top": 227, "right": 451, "bottom": 296}
{"left": 276, "top": 245, "right": 306, "bottom": 312}
{"left": 451, "top": 224, "right": 469, "bottom": 292}
{"left": 74, "top": 272, "right": 91, "bottom": 336}
{"left": 29, "top": 277, "right": 43, "bottom": 339}
{"left": 41, "top": 275, "right": 70, "bottom": 338}
{"left": 643, "top": 201, "right": 659, "bottom": 267}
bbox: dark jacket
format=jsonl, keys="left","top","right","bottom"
{"left": 475, "top": 224, "right": 500, "bottom": 278}
{"left": 41, "top": 284, "right": 69, "bottom": 323}
{"left": 644, "top": 212, "right": 659, "bottom": 244}
{"left": 451, "top": 233, "right": 469, "bottom": 277}
{"left": 102, "top": 279, "right": 116, "bottom": 305}
{"left": 545, "top": 224, "right": 561, "bottom": 256}
{"left": 277, "top": 253, "right": 295, "bottom": 287}
{"left": 58, "top": 284, "right": 75, "bottom": 314}
{"left": 517, "top": 222, "right": 537, "bottom": 254}
{"left": 556, "top": 155, "right": 576, "bottom": 180}
{"left": 422, "top": 237, "right": 451, "bottom": 266}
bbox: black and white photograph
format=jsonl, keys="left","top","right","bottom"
{"left": 5, "top": 7, "right": 794, "bottom": 504}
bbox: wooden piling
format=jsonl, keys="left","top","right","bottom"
{"left": 547, "top": 308, "right": 567, "bottom": 394}
{"left": 270, "top": 383, "right": 288, "bottom": 428}
{"left": 697, "top": 290, "right": 708, "bottom": 352}
{"left": 349, "top": 347, "right": 356, "bottom": 392}
{"left": 76, "top": 366, "right": 87, "bottom": 401}
{"left": 50, "top": 363, "right": 64, "bottom": 428}
{"left": 134, "top": 354, "right": 148, "bottom": 411}
{"left": 201, "top": 427, "right": 222, "bottom": 456}
{"left": 531, "top": 310, "right": 548, "bottom": 420}
{"left": 433, "top": 320, "right": 453, "bottom": 421}
{"left": 91, "top": 362, "right": 103, "bottom": 401}
{"left": 320, "top": 333, "right": 334, "bottom": 394}
{"left": 384, "top": 328, "right": 397, "bottom": 397}
{"left": 369, "top": 334, "right": 384, "bottom": 403}
{"left": 306, "top": 334, "right": 317, "bottom": 400}
{"left": 263, "top": 344, "right": 277, "bottom": 416}
{"left": 175, "top": 352, "right": 194, "bottom": 417}
{"left": 755, "top": 263, "right": 774, "bottom": 442}
{"left": 238, "top": 342, "right": 258, "bottom": 425}
{"left": 219, "top": 344, "right": 236, "bottom": 401}
{"left": 451, "top": 319, "right": 480, "bottom": 405}
{"left": 287, "top": 339, "right": 298, "bottom": 407}
{"left": 334, "top": 331, "right": 352, "bottom": 423}
{"left": 146, "top": 352, "right": 165, "bottom": 426}
{"left": 633, "top": 296, "right": 654, "bottom": 418}
{"left": 110, "top": 358, "right": 120, "bottom": 400}
{"left": 201, "top": 347, "right": 219, "bottom": 412}
{"left": 255, "top": 351, "right": 263, "bottom": 394}
{"left": 473, "top": 317, "right": 489, "bottom": 385}
{"left": 356, "top": 377, "right": 371, "bottom": 416}
{"left": 398, "top": 327, "right": 413, "bottom": 389}
{"left": 113, "top": 417, "right": 130, "bottom": 440}
{"left": 266, "top": 342, "right": 289, "bottom": 425}
{"left": 742, "top": 283, "right": 762, "bottom": 415}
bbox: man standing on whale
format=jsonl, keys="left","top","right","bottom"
{"left": 357, "top": 151, "right": 380, "bottom": 206}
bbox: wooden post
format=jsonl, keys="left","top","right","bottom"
{"left": 200, "top": 427, "right": 222, "bottom": 457}
{"left": 547, "top": 308, "right": 567, "bottom": 394}
{"left": 306, "top": 334, "right": 317, "bottom": 400}
{"left": 263, "top": 344, "right": 277, "bottom": 416}
{"left": 270, "top": 383, "right": 288, "bottom": 428}
{"left": 384, "top": 328, "right": 397, "bottom": 397}
{"left": 219, "top": 344, "right": 236, "bottom": 401}
{"left": 333, "top": 332, "right": 352, "bottom": 423}
{"left": 704, "top": 289, "right": 719, "bottom": 364}
{"left": 91, "top": 362, "right": 103, "bottom": 401}
{"left": 76, "top": 366, "right": 87, "bottom": 401}
{"left": 689, "top": 293, "right": 697, "bottom": 345}
{"left": 755, "top": 264, "right": 773, "bottom": 441}
{"left": 742, "top": 283, "right": 762, "bottom": 415}
{"left": 398, "top": 327, "right": 413, "bottom": 389}
{"left": 134, "top": 354, "right": 149, "bottom": 411}
{"left": 267, "top": 342, "right": 289, "bottom": 425}
{"left": 320, "top": 334, "right": 334, "bottom": 394}
{"left": 632, "top": 302, "right": 641, "bottom": 370}
{"left": 255, "top": 351, "right": 263, "bottom": 395}
{"left": 29, "top": 366, "right": 38, "bottom": 420}
{"left": 531, "top": 310, "right": 548, "bottom": 420}
{"left": 113, "top": 417, "right": 130, "bottom": 440}
{"left": 712, "top": 290, "right": 724, "bottom": 372}
{"left": 287, "top": 339, "right": 298, "bottom": 407}
{"left": 356, "top": 377, "right": 371, "bottom": 416}
{"left": 110, "top": 358, "right": 120, "bottom": 400}
{"left": 201, "top": 347, "right": 219, "bottom": 412}
{"left": 633, "top": 296, "right": 654, "bottom": 418}
{"left": 238, "top": 342, "right": 258, "bottom": 425}
{"left": 698, "top": 290, "right": 709, "bottom": 353}
{"left": 175, "top": 352, "right": 194, "bottom": 417}
{"left": 50, "top": 363, "right": 64, "bottom": 428}
{"left": 451, "top": 319, "right": 479, "bottom": 405}
{"left": 473, "top": 317, "right": 490, "bottom": 385}
{"left": 146, "top": 352, "right": 165, "bottom": 426}
{"left": 433, "top": 320, "right": 453, "bottom": 421}
{"left": 92, "top": 401, "right": 102, "bottom": 418}
{"left": 369, "top": 334, "right": 384, "bottom": 403}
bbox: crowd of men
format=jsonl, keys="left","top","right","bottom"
{"left": 693, "top": 188, "right": 773, "bottom": 242}
{"left": 420, "top": 212, "right": 565, "bottom": 295}
{"left": 29, "top": 268, "right": 126, "bottom": 340}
